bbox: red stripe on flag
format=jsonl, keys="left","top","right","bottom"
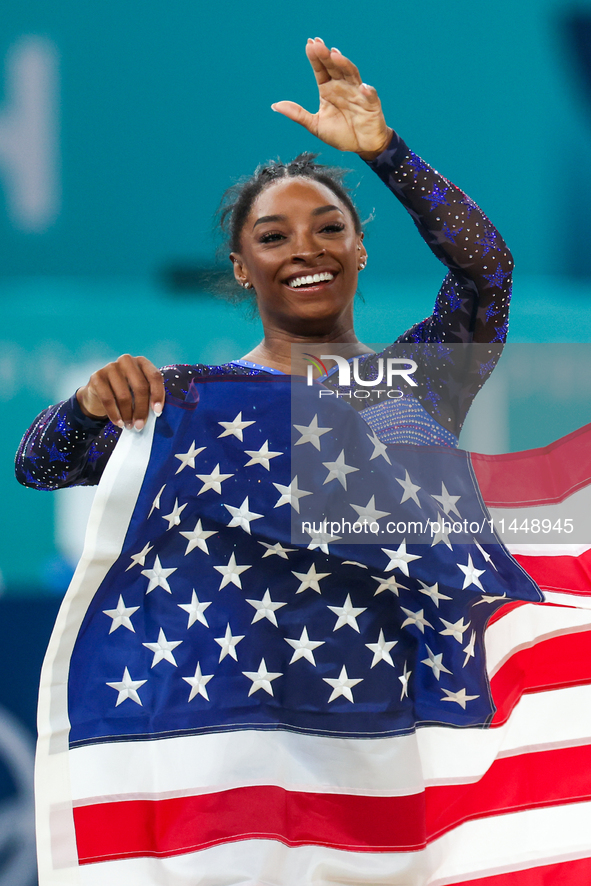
{"left": 444, "top": 855, "right": 591, "bottom": 885}
{"left": 513, "top": 550, "right": 591, "bottom": 598}
{"left": 471, "top": 423, "right": 591, "bottom": 507}
{"left": 488, "top": 628, "right": 591, "bottom": 723}
{"left": 74, "top": 745, "right": 591, "bottom": 863}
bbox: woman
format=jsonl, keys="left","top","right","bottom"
{"left": 18, "top": 38, "right": 540, "bottom": 886}
{"left": 17, "top": 37, "right": 512, "bottom": 482}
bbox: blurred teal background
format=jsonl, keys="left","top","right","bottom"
{"left": 3, "top": 0, "right": 591, "bottom": 596}
{"left": 2, "top": 5, "right": 591, "bottom": 882}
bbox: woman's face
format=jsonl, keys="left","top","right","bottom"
{"left": 231, "top": 177, "right": 366, "bottom": 335}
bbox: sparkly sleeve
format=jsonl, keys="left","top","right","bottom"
{"left": 14, "top": 394, "right": 121, "bottom": 489}
{"left": 14, "top": 365, "right": 226, "bottom": 490}
{"left": 365, "top": 131, "right": 513, "bottom": 346}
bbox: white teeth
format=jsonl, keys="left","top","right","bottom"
{"left": 288, "top": 272, "right": 335, "bottom": 289}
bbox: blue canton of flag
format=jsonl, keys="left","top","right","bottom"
{"left": 68, "top": 377, "right": 541, "bottom": 750}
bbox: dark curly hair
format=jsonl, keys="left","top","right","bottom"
{"left": 215, "top": 152, "right": 364, "bottom": 304}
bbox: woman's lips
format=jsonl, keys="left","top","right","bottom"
{"left": 283, "top": 271, "right": 338, "bottom": 292}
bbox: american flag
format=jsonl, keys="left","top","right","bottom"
{"left": 36, "top": 377, "right": 591, "bottom": 885}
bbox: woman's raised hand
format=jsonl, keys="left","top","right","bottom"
{"left": 76, "top": 354, "right": 165, "bottom": 431}
{"left": 272, "top": 38, "right": 392, "bottom": 159}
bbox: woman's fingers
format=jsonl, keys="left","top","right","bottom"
{"left": 117, "top": 356, "right": 152, "bottom": 428}
{"left": 308, "top": 39, "right": 362, "bottom": 87}
{"left": 305, "top": 40, "right": 331, "bottom": 85}
{"left": 77, "top": 354, "right": 164, "bottom": 430}
{"left": 136, "top": 356, "right": 165, "bottom": 416}
{"left": 320, "top": 46, "right": 362, "bottom": 86}
{"left": 271, "top": 101, "right": 316, "bottom": 134}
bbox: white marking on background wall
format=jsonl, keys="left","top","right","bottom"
{"left": 0, "top": 35, "right": 60, "bottom": 231}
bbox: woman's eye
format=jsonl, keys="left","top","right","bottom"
{"left": 259, "top": 232, "right": 285, "bottom": 243}
{"left": 321, "top": 223, "right": 345, "bottom": 233}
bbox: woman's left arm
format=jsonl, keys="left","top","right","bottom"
{"left": 273, "top": 38, "right": 512, "bottom": 346}
{"left": 366, "top": 131, "right": 512, "bottom": 345}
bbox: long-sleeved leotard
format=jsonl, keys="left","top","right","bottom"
{"left": 15, "top": 131, "right": 513, "bottom": 491}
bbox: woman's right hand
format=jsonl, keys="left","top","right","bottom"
{"left": 76, "top": 354, "right": 165, "bottom": 431}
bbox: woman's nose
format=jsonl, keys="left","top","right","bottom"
{"left": 291, "top": 233, "right": 325, "bottom": 261}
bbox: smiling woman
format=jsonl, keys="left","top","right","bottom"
{"left": 16, "top": 37, "right": 523, "bottom": 886}
{"left": 15, "top": 36, "right": 512, "bottom": 454}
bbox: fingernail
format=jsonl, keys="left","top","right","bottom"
{"left": 125, "top": 422, "right": 133, "bottom": 430}
{"left": 331, "top": 47, "right": 341, "bottom": 53}
{"left": 116, "top": 420, "right": 124, "bottom": 429}
{"left": 271, "top": 104, "right": 278, "bottom": 112}
{"left": 134, "top": 419, "right": 145, "bottom": 431}
{"left": 153, "top": 402, "right": 162, "bottom": 416}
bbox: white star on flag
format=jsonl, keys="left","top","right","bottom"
{"left": 322, "top": 449, "right": 359, "bottom": 490}
{"left": 382, "top": 542, "right": 422, "bottom": 576}
{"left": 162, "top": 497, "right": 187, "bottom": 530}
{"left": 177, "top": 590, "right": 211, "bottom": 628}
{"left": 214, "top": 624, "right": 245, "bottom": 662}
{"left": 103, "top": 596, "right": 139, "bottom": 633}
{"left": 224, "top": 496, "right": 264, "bottom": 533}
{"left": 401, "top": 607, "right": 434, "bottom": 633}
{"left": 143, "top": 628, "right": 182, "bottom": 667}
{"left": 399, "top": 661, "right": 411, "bottom": 699}
{"left": 182, "top": 663, "right": 214, "bottom": 701}
{"left": 258, "top": 541, "right": 296, "bottom": 559}
{"left": 292, "top": 562, "right": 331, "bottom": 594}
{"left": 431, "top": 482, "right": 461, "bottom": 517}
{"left": 141, "top": 556, "right": 177, "bottom": 594}
{"left": 285, "top": 627, "right": 325, "bottom": 666}
{"left": 217, "top": 412, "right": 255, "bottom": 441}
{"left": 372, "top": 574, "right": 408, "bottom": 596}
{"left": 421, "top": 645, "right": 452, "bottom": 680}
{"left": 463, "top": 629, "right": 477, "bottom": 667}
{"left": 417, "top": 580, "right": 452, "bottom": 607}
{"left": 324, "top": 665, "right": 363, "bottom": 703}
{"left": 125, "top": 542, "right": 154, "bottom": 571}
{"left": 441, "top": 687, "right": 480, "bottom": 709}
{"left": 366, "top": 430, "right": 391, "bottom": 464}
{"left": 246, "top": 589, "right": 287, "bottom": 626}
{"left": 430, "top": 520, "right": 453, "bottom": 549}
{"left": 179, "top": 518, "right": 216, "bottom": 555}
{"left": 306, "top": 526, "right": 341, "bottom": 553}
{"left": 439, "top": 616, "right": 471, "bottom": 643}
{"left": 196, "top": 463, "right": 234, "bottom": 495}
{"left": 148, "top": 484, "right": 166, "bottom": 518}
{"left": 213, "top": 552, "right": 252, "bottom": 590}
{"left": 244, "top": 440, "right": 282, "bottom": 470}
{"left": 473, "top": 592, "right": 506, "bottom": 606}
{"left": 458, "top": 554, "right": 486, "bottom": 591}
{"left": 106, "top": 668, "right": 146, "bottom": 707}
{"left": 242, "top": 658, "right": 283, "bottom": 696}
{"left": 366, "top": 629, "right": 397, "bottom": 668}
{"left": 293, "top": 414, "right": 331, "bottom": 450}
{"left": 273, "top": 476, "right": 313, "bottom": 513}
{"left": 350, "top": 495, "right": 390, "bottom": 523}
{"left": 328, "top": 594, "right": 367, "bottom": 632}
{"left": 474, "top": 540, "right": 498, "bottom": 570}
{"left": 396, "top": 470, "right": 422, "bottom": 507}
{"left": 174, "top": 441, "right": 205, "bottom": 473}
